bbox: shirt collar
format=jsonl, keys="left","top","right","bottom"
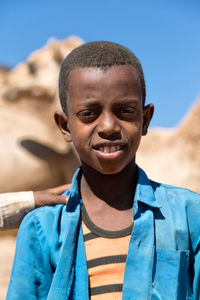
{"left": 65, "top": 166, "right": 161, "bottom": 211}
{"left": 135, "top": 166, "right": 161, "bottom": 209}
{"left": 63, "top": 168, "right": 82, "bottom": 212}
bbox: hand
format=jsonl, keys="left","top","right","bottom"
{"left": 34, "top": 183, "right": 71, "bottom": 208}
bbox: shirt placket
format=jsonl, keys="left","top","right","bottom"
{"left": 122, "top": 202, "right": 155, "bottom": 300}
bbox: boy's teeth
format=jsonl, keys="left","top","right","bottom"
{"left": 98, "top": 146, "right": 120, "bottom": 153}
{"left": 110, "top": 146, "right": 116, "bottom": 152}
{"left": 99, "top": 147, "right": 105, "bottom": 152}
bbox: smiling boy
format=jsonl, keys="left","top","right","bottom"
{"left": 7, "top": 42, "right": 200, "bottom": 300}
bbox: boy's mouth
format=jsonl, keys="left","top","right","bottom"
{"left": 92, "top": 143, "right": 127, "bottom": 158}
{"left": 98, "top": 145, "right": 121, "bottom": 153}
{"left": 93, "top": 143, "right": 126, "bottom": 151}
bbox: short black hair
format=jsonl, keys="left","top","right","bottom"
{"left": 59, "top": 41, "right": 146, "bottom": 113}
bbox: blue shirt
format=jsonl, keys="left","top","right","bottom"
{"left": 6, "top": 167, "right": 200, "bottom": 300}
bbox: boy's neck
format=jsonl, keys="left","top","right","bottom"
{"left": 80, "top": 161, "right": 137, "bottom": 211}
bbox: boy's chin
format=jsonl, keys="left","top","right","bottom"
{"left": 82, "top": 160, "right": 135, "bottom": 176}
{"left": 96, "top": 169, "right": 124, "bottom": 176}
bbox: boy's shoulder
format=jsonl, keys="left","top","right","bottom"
{"left": 19, "top": 181, "right": 78, "bottom": 241}
{"left": 23, "top": 185, "right": 72, "bottom": 229}
{"left": 138, "top": 167, "right": 200, "bottom": 208}
{"left": 152, "top": 179, "right": 200, "bottom": 204}
{"left": 19, "top": 204, "right": 68, "bottom": 246}
{"left": 149, "top": 178, "right": 200, "bottom": 227}
{"left": 30, "top": 204, "right": 67, "bottom": 224}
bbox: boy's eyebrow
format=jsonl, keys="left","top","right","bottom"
{"left": 78, "top": 99, "right": 140, "bottom": 108}
{"left": 115, "top": 99, "right": 139, "bottom": 105}
{"left": 81, "top": 100, "right": 100, "bottom": 107}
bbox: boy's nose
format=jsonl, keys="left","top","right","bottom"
{"left": 97, "top": 112, "right": 121, "bottom": 139}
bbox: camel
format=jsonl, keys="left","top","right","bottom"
{"left": 0, "top": 37, "right": 82, "bottom": 192}
{"left": 137, "top": 98, "right": 200, "bottom": 193}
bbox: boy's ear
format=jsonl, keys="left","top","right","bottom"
{"left": 142, "top": 104, "right": 154, "bottom": 136}
{"left": 54, "top": 111, "right": 72, "bottom": 142}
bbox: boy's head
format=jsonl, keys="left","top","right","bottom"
{"left": 56, "top": 41, "right": 154, "bottom": 175}
{"left": 59, "top": 41, "right": 146, "bottom": 114}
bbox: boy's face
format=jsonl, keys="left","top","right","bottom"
{"left": 55, "top": 65, "right": 154, "bottom": 175}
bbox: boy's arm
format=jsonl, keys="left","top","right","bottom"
{"left": 193, "top": 243, "right": 200, "bottom": 299}
{"left": 0, "top": 184, "right": 70, "bottom": 230}
{"left": 6, "top": 211, "right": 53, "bottom": 300}
{"left": 191, "top": 216, "right": 200, "bottom": 298}
{"left": 186, "top": 192, "right": 200, "bottom": 298}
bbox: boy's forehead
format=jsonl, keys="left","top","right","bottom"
{"left": 67, "top": 65, "right": 143, "bottom": 107}
{"left": 68, "top": 65, "right": 141, "bottom": 88}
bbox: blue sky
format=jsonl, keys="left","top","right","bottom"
{"left": 1, "top": 0, "right": 200, "bottom": 128}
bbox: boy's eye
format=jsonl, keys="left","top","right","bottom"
{"left": 77, "top": 110, "right": 99, "bottom": 123}
{"left": 119, "top": 107, "right": 136, "bottom": 114}
{"left": 116, "top": 107, "right": 136, "bottom": 120}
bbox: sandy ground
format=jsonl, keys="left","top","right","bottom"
{"left": 0, "top": 230, "right": 17, "bottom": 300}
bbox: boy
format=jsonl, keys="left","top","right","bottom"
{"left": 7, "top": 41, "right": 200, "bottom": 299}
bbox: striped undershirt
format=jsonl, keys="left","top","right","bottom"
{"left": 81, "top": 205, "right": 133, "bottom": 300}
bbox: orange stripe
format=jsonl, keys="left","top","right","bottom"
{"left": 84, "top": 235, "right": 130, "bottom": 261}
{"left": 91, "top": 291, "right": 122, "bottom": 300}
{"left": 89, "top": 262, "right": 125, "bottom": 288}
{"left": 82, "top": 220, "right": 129, "bottom": 300}
{"left": 82, "top": 221, "right": 91, "bottom": 235}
